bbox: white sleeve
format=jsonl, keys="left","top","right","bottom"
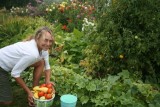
{"left": 42, "top": 51, "right": 50, "bottom": 70}
{"left": 11, "top": 55, "right": 36, "bottom": 78}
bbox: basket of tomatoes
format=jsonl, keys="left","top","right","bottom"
{"left": 32, "top": 83, "right": 55, "bottom": 107}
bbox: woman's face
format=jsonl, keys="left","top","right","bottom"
{"left": 36, "top": 31, "right": 53, "bottom": 51}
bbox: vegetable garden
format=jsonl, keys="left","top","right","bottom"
{"left": 0, "top": 0, "right": 160, "bottom": 107}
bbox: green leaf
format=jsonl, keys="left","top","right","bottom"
{"left": 107, "top": 75, "right": 120, "bottom": 84}
{"left": 73, "top": 28, "right": 83, "bottom": 38}
{"left": 86, "top": 81, "right": 97, "bottom": 91}
{"left": 118, "top": 70, "right": 130, "bottom": 79}
{"left": 80, "top": 96, "right": 89, "bottom": 104}
{"left": 103, "top": 91, "right": 111, "bottom": 99}
{"left": 76, "top": 79, "right": 87, "bottom": 89}
{"left": 124, "top": 78, "right": 133, "bottom": 86}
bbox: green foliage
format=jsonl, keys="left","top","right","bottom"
{"left": 51, "top": 68, "right": 160, "bottom": 107}
{"left": 1, "top": 1, "right": 160, "bottom": 106}
{"left": 82, "top": 0, "right": 160, "bottom": 82}
{"left": 7, "top": 0, "right": 96, "bottom": 32}
{"left": 0, "top": 16, "right": 31, "bottom": 47}
{"left": 51, "top": 27, "right": 86, "bottom": 64}
{"left": 0, "top": 12, "right": 53, "bottom": 47}
{"left": 44, "top": 0, "right": 96, "bottom": 32}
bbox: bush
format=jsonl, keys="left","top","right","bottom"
{"left": 0, "top": 12, "right": 53, "bottom": 48}
{"left": 82, "top": 0, "right": 160, "bottom": 83}
{"left": 44, "top": 1, "right": 96, "bottom": 32}
{"left": 51, "top": 67, "right": 160, "bottom": 107}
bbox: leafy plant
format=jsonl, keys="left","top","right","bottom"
{"left": 0, "top": 13, "right": 53, "bottom": 47}
{"left": 51, "top": 67, "right": 160, "bottom": 107}
{"left": 44, "top": 0, "right": 96, "bottom": 32}
{"left": 82, "top": 0, "right": 160, "bottom": 83}
{"left": 51, "top": 27, "right": 86, "bottom": 64}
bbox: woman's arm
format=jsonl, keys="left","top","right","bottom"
{"left": 45, "top": 69, "right": 51, "bottom": 84}
{"left": 11, "top": 56, "right": 37, "bottom": 106}
{"left": 15, "top": 77, "right": 34, "bottom": 106}
{"left": 42, "top": 51, "right": 52, "bottom": 84}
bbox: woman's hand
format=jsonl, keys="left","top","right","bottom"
{"left": 45, "top": 81, "right": 56, "bottom": 87}
{"left": 28, "top": 91, "right": 35, "bottom": 107}
{"left": 44, "top": 69, "right": 55, "bottom": 86}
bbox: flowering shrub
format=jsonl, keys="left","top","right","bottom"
{"left": 10, "top": 0, "right": 47, "bottom": 17}
{"left": 10, "top": 6, "right": 29, "bottom": 16}
{"left": 45, "top": 0, "right": 95, "bottom": 32}
{"left": 9, "top": 0, "right": 96, "bottom": 32}
{"left": 82, "top": 18, "right": 97, "bottom": 35}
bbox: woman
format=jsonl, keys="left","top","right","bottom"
{"left": 0, "top": 26, "right": 54, "bottom": 106}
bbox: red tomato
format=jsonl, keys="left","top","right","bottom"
{"left": 46, "top": 83, "right": 53, "bottom": 88}
{"left": 38, "top": 91, "right": 45, "bottom": 97}
{"left": 44, "top": 93, "right": 47, "bottom": 98}
{"left": 47, "top": 88, "right": 53, "bottom": 94}
{"left": 45, "top": 94, "right": 52, "bottom": 99}
{"left": 40, "top": 83, "right": 46, "bottom": 88}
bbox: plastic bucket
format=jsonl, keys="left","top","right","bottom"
{"left": 33, "top": 94, "right": 55, "bottom": 107}
{"left": 60, "top": 94, "right": 77, "bottom": 107}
